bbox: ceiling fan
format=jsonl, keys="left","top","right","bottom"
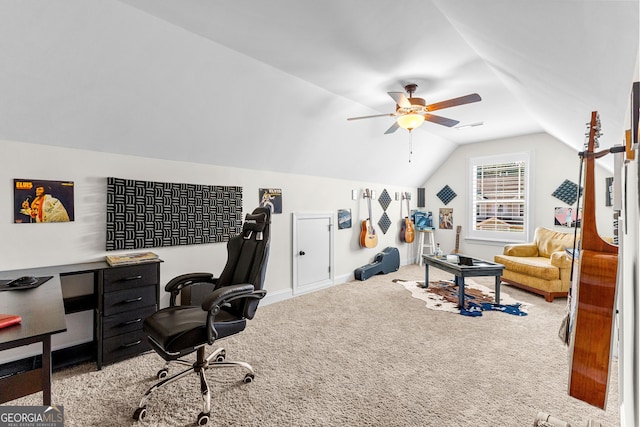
{"left": 347, "top": 84, "right": 481, "bottom": 134}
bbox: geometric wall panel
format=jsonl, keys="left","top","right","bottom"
{"left": 378, "top": 189, "right": 392, "bottom": 211}
{"left": 378, "top": 212, "right": 391, "bottom": 235}
{"left": 106, "top": 177, "right": 243, "bottom": 251}
{"left": 436, "top": 185, "right": 457, "bottom": 205}
{"left": 551, "top": 179, "right": 582, "bottom": 205}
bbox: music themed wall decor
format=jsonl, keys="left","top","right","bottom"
{"left": 439, "top": 208, "right": 453, "bottom": 229}
{"left": 13, "top": 179, "right": 74, "bottom": 223}
{"left": 259, "top": 188, "right": 282, "bottom": 214}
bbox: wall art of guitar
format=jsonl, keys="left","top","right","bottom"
{"left": 400, "top": 192, "right": 415, "bottom": 243}
{"left": 360, "top": 189, "right": 378, "bottom": 248}
{"left": 452, "top": 225, "right": 461, "bottom": 254}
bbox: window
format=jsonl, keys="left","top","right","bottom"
{"left": 468, "top": 152, "right": 530, "bottom": 242}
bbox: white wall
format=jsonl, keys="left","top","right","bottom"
{"left": 422, "top": 132, "right": 615, "bottom": 260}
{"left": 1, "top": 140, "right": 417, "bottom": 307}
{"left": 1, "top": 132, "right": 616, "bottom": 307}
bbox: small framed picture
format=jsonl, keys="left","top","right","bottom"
{"left": 554, "top": 207, "right": 582, "bottom": 228}
{"left": 439, "top": 208, "right": 453, "bottom": 229}
{"left": 259, "top": 188, "right": 282, "bottom": 214}
{"left": 338, "top": 209, "right": 352, "bottom": 229}
{"left": 14, "top": 179, "right": 74, "bottom": 223}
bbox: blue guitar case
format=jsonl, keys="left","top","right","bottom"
{"left": 354, "top": 247, "right": 400, "bottom": 281}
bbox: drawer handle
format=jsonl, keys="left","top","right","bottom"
{"left": 121, "top": 275, "right": 143, "bottom": 281}
{"left": 121, "top": 340, "right": 142, "bottom": 348}
{"left": 123, "top": 296, "right": 143, "bottom": 303}
{"left": 121, "top": 318, "right": 142, "bottom": 326}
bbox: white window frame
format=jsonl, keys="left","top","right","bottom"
{"left": 467, "top": 152, "right": 531, "bottom": 244}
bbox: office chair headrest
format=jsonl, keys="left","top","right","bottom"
{"left": 242, "top": 210, "right": 270, "bottom": 240}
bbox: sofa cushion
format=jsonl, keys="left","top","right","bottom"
{"left": 503, "top": 243, "right": 538, "bottom": 257}
{"left": 494, "top": 255, "right": 560, "bottom": 281}
{"left": 534, "top": 227, "right": 577, "bottom": 258}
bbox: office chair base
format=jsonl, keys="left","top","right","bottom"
{"left": 133, "top": 346, "right": 255, "bottom": 425}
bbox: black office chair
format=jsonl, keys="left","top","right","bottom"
{"left": 133, "top": 207, "right": 271, "bottom": 426}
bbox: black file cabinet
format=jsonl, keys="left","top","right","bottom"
{"left": 97, "top": 262, "right": 160, "bottom": 369}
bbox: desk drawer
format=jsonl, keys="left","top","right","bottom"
{"left": 102, "top": 306, "right": 156, "bottom": 339}
{"left": 103, "top": 285, "right": 156, "bottom": 316}
{"left": 102, "top": 330, "right": 150, "bottom": 364}
{"left": 103, "top": 263, "right": 158, "bottom": 292}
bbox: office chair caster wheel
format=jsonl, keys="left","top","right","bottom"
{"left": 157, "top": 368, "right": 168, "bottom": 379}
{"left": 215, "top": 350, "right": 226, "bottom": 362}
{"left": 133, "top": 406, "right": 147, "bottom": 421}
{"left": 197, "top": 411, "right": 210, "bottom": 425}
{"left": 243, "top": 373, "right": 254, "bottom": 383}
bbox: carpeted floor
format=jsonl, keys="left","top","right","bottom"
{"left": 9, "top": 264, "right": 620, "bottom": 426}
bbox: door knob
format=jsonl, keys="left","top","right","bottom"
{"left": 299, "top": 251, "right": 306, "bottom": 256}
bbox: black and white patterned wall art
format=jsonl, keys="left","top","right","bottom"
{"left": 551, "top": 179, "right": 582, "bottom": 205}
{"left": 106, "top": 177, "right": 243, "bottom": 251}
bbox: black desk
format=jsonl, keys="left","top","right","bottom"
{"left": 0, "top": 274, "right": 66, "bottom": 405}
{"left": 422, "top": 254, "right": 504, "bottom": 307}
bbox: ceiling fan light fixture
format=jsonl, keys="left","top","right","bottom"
{"left": 397, "top": 113, "right": 425, "bottom": 131}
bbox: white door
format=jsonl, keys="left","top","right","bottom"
{"left": 293, "top": 213, "right": 333, "bottom": 295}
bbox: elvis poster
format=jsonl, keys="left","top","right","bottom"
{"left": 259, "top": 188, "right": 282, "bottom": 214}
{"left": 14, "top": 179, "right": 75, "bottom": 223}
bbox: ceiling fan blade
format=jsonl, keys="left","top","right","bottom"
{"left": 384, "top": 121, "right": 400, "bottom": 134}
{"left": 424, "top": 114, "right": 459, "bottom": 127}
{"left": 388, "top": 92, "right": 410, "bottom": 108}
{"left": 426, "top": 93, "right": 481, "bottom": 112}
{"left": 347, "top": 113, "right": 395, "bottom": 121}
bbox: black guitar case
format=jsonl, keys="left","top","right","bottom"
{"left": 354, "top": 247, "right": 400, "bottom": 281}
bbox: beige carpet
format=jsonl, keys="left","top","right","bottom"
{"left": 9, "top": 264, "right": 619, "bottom": 426}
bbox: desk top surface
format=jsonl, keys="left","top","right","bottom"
{"left": 0, "top": 273, "right": 67, "bottom": 348}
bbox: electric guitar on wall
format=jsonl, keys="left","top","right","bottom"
{"left": 360, "top": 189, "right": 378, "bottom": 248}
{"left": 400, "top": 192, "right": 415, "bottom": 243}
{"left": 452, "top": 225, "right": 461, "bottom": 254}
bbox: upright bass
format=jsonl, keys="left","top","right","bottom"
{"left": 568, "top": 111, "right": 619, "bottom": 409}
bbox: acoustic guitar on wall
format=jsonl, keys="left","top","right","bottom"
{"left": 400, "top": 192, "right": 415, "bottom": 243}
{"left": 360, "top": 189, "right": 378, "bottom": 248}
{"left": 452, "top": 225, "right": 461, "bottom": 254}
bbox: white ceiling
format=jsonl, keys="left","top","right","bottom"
{"left": 1, "top": 1, "right": 638, "bottom": 187}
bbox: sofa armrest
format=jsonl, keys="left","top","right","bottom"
{"left": 550, "top": 251, "right": 573, "bottom": 269}
{"left": 503, "top": 243, "right": 538, "bottom": 257}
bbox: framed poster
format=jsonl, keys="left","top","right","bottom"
{"left": 14, "top": 179, "right": 74, "bottom": 223}
{"left": 338, "top": 209, "right": 352, "bottom": 229}
{"left": 554, "top": 207, "right": 582, "bottom": 228}
{"left": 439, "top": 208, "right": 453, "bottom": 229}
{"left": 605, "top": 177, "right": 614, "bottom": 207}
{"left": 259, "top": 188, "right": 282, "bottom": 214}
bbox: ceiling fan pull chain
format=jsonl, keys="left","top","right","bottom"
{"left": 408, "top": 131, "right": 413, "bottom": 163}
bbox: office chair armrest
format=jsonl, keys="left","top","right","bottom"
{"left": 203, "top": 284, "right": 255, "bottom": 344}
{"left": 201, "top": 284, "right": 255, "bottom": 313}
{"left": 165, "top": 273, "right": 217, "bottom": 307}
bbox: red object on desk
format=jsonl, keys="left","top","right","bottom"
{"left": 0, "top": 314, "right": 22, "bottom": 329}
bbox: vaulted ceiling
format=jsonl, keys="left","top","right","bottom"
{"left": 1, "top": 1, "right": 638, "bottom": 187}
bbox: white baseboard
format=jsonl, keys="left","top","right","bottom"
{"left": 262, "top": 272, "right": 354, "bottom": 306}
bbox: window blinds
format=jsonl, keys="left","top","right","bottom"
{"left": 472, "top": 161, "right": 526, "bottom": 232}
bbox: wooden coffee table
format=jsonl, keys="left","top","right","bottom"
{"left": 422, "top": 254, "right": 505, "bottom": 308}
